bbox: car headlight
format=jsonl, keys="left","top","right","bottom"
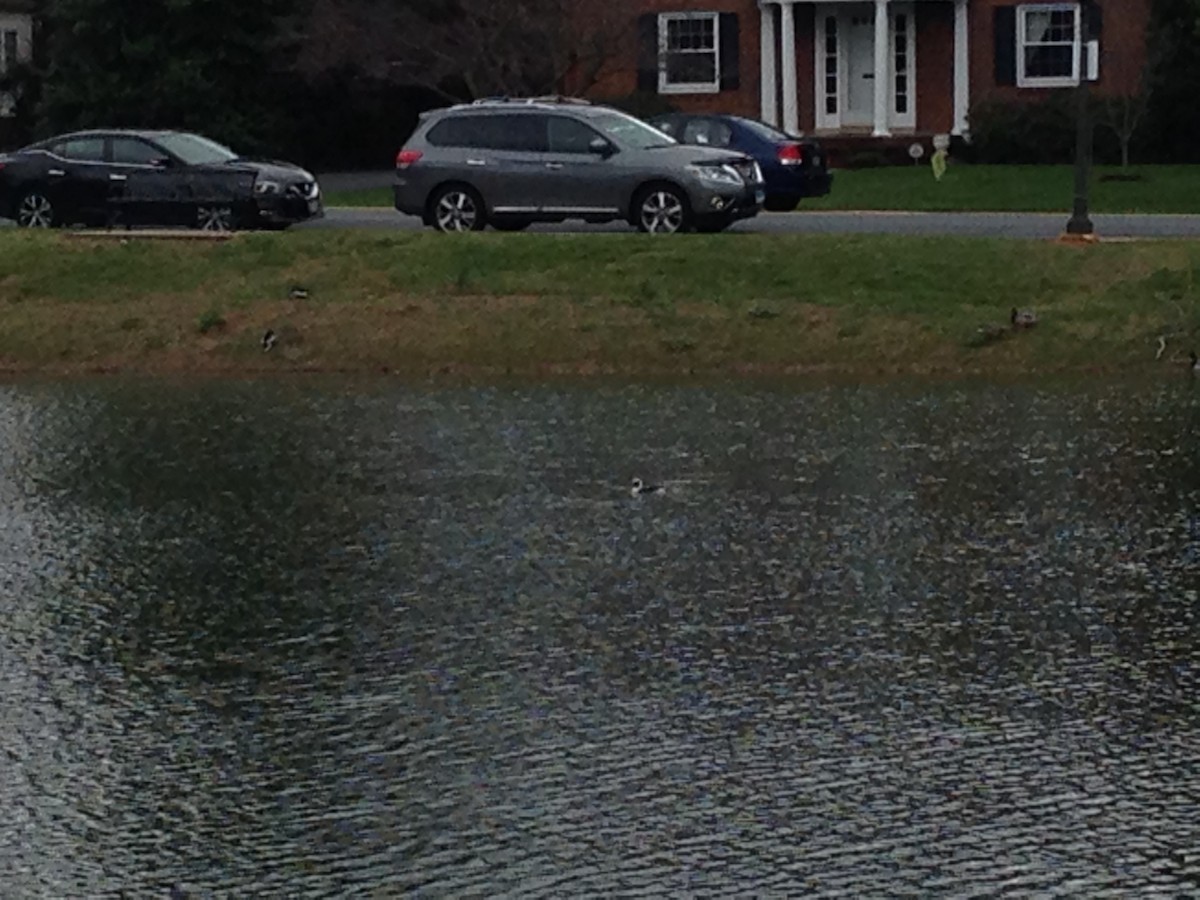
{"left": 254, "top": 179, "right": 281, "bottom": 195}
{"left": 688, "top": 164, "right": 743, "bottom": 187}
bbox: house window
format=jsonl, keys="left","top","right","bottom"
{"left": 894, "top": 14, "right": 909, "bottom": 114}
{"left": 1018, "top": 4, "right": 1080, "bottom": 87}
{"left": 824, "top": 16, "right": 838, "bottom": 115}
{"left": 658, "top": 13, "right": 720, "bottom": 94}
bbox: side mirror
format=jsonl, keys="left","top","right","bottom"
{"left": 589, "top": 137, "right": 615, "bottom": 158}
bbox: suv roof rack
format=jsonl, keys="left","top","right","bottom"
{"left": 470, "top": 95, "right": 592, "bottom": 107}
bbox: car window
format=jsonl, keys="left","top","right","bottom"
{"left": 153, "top": 132, "right": 238, "bottom": 165}
{"left": 588, "top": 112, "right": 675, "bottom": 149}
{"left": 648, "top": 117, "right": 680, "bottom": 137}
{"left": 734, "top": 117, "right": 794, "bottom": 142}
{"left": 111, "top": 137, "right": 165, "bottom": 166}
{"left": 682, "top": 119, "right": 732, "bottom": 148}
{"left": 427, "top": 114, "right": 548, "bottom": 152}
{"left": 547, "top": 116, "right": 602, "bottom": 154}
{"left": 495, "top": 115, "right": 549, "bottom": 152}
{"left": 56, "top": 137, "right": 106, "bottom": 162}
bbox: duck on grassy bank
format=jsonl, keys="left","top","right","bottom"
{"left": 631, "top": 478, "right": 665, "bottom": 497}
{"left": 1011, "top": 308, "right": 1038, "bottom": 330}
{"left": 1190, "top": 350, "right": 1199, "bottom": 373}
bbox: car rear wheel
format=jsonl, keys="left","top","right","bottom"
{"left": 197, "top": 205, "right": 236, "bottom": 232}
{"left": 635, "top": 186, "right": 691, "bottom": 234}
{"left": 430, "top": 185, "right": 486, "bottom": 233}
{"left": 15, "top": 190, "right": 56, "bottom": 228}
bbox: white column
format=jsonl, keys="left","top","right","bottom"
{"left": 872, "top": 0, "right": 890, "bottom": 136}
{"left": 760, "top": 3, "right": 779, "bottom": 126}
{"left": 953, "top": 0, "right": 970, "bottom": 136}
{"left": 780, "top": 0, "right": 799, "bottom": 135}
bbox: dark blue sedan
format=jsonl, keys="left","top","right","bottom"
{"left": 648, "top": 114, "right": 832, "bottom": 212}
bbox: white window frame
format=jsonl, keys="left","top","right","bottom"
{"left": 890, "top": 4, "right": 917, "bottom": 130}
{"left": 1017, "top": 3, "right": 1080, "bottom": 88}
{"left": 658, "top": 12, "right": 721, "bottom": 95}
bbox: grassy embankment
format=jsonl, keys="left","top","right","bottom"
{"left": 324, "top": 165, "right": 1200, "bottom": 214}
{"left": 1, "top": 229, "right": 1198, "bottom": 378}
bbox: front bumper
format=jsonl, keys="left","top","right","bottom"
{"left": 691, "top": 182, "right": 764, "bottom": 224}
{"left": 255, "top": 184, "right": 325, "bottom": 224}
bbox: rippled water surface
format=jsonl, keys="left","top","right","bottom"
{"left": 1, "top": 376, "right": 1198, "bottom": 897}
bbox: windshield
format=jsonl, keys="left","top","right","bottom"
{"left": 734, "top": 117, "right": 796, "bottom": 142}
{"left": 589, "top": 112, "right": 677, "bottom": 149}
{"left": 154, "top": 132, "right": 240, "bottom": 165}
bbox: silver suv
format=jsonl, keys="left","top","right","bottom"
{"left": 393, "top": 97, "right": 764, "bottom": 234}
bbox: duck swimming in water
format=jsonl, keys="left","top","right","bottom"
{"left": 631, "top": 477, "right": 665, "bottom": 496}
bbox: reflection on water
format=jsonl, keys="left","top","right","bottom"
{"left": 0, "top": 376, "right": 1198, "bottom": 896}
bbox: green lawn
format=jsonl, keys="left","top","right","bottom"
{"left": 323, "top": 165, "right": 1200, "bottom": 215}
{"left": 1, "top": 229, "right": 1198, "bottom": 377}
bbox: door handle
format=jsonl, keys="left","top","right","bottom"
{"left": 48, "top": 169, "right": 66, "bottom": 177}
{"left": 545, "top": 163, "right": 564, "bottom": 170}
{"left": 466, "top": 159, "right": 487, "bottom": 167}
{"left": 863, "top": 73, "right": 875, "bottom": 80}
{"left": 109, "top": 174, "right": 128, "bottom": 182}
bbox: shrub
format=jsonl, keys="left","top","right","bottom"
{"left": 964, "top": 93, "right": 1123, "bottom": 165}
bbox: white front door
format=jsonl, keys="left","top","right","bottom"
{"left": 844, "top": 5, "right": 876, "bottom": 127}
{"left": 813, "top": 3, "right": 917, "bottom": 133}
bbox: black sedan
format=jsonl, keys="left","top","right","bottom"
{"left": 0, "top": 129, "right": 323, "bottom": 231}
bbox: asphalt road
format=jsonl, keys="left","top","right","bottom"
{"left": 302, "top": 207, "right": 1200, "bottom": 239}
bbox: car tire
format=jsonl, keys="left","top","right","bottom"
{"left": 196, "top": 205, "right": 237, "bottom": 232}
{"left": 15, "top": 190, "right": 57, "bottom": 228}
{"left": 634, "top": 184, "right": 691, "bottom": 234}
{"left": 429, "top": 184, "right": 487, "bottom": 233}
{"left": 492, "top": 218, "right": 531, "bottom": 232}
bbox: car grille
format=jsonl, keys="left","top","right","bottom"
{"left": 732, "top": 160, "right": 762, "bottom": 184}
{"left": 287, "top": 181, "right": 319, "bottom": 199}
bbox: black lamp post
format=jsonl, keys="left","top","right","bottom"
{"left": 1065, "top": 1, "right": 1100, "bottom": 236}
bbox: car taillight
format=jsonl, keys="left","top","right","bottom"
{"left": 777, "top": 143, "right": 804, "bottom": 166}
{"left": 396, "top": 149, "right": 423, "bottom": 169}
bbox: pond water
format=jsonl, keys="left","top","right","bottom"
{"left": 0, "top": 376, "right": 1197, "bottom": 897}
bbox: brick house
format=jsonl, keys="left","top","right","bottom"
{"left": 587, "top": 1, "right": 1150, "bottom": 142}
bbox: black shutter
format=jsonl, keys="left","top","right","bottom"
{"left": 720, "top": 13, "right": 740, "bottom": 91}
{"left": 994, "top": 7, "right": 1017, "bottom": 86}
{"left": 1085, "top": 2, "right": 1103, "bottom": 41}
{"left": 637, "top": 14, "right": 658, "bottom": 93}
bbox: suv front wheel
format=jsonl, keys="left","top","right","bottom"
{"left": 634, "top": 185, "right": 692, "bottom": 235}
{"left": 429, "top": 184, "right": 487, "bottom": 233}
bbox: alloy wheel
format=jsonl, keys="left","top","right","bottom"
{"left": 197, "top": 205, "right": 234, "bottom": 232}
{"left": 434, "top": 191, "right": 479, "bottom": 232}
{"left": 639, "top": 191, "right": 685, "bottom": 234}
{"left": 16, "top": 193, "right": 54, "bottom": 228}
